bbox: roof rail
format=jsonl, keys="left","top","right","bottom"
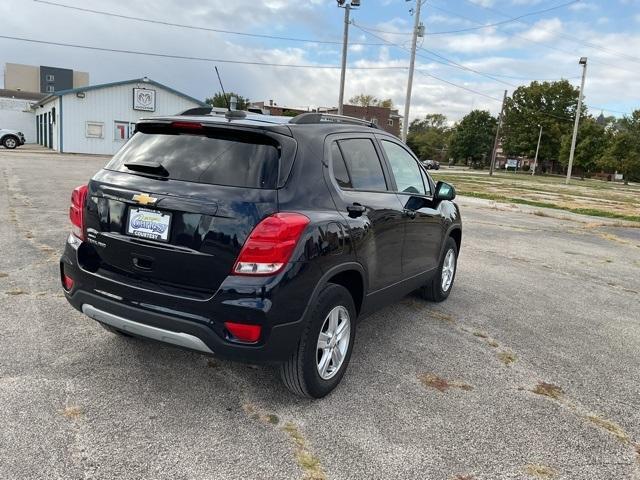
{"left": 289, "top": 112, "right": 378, "bottom": 129}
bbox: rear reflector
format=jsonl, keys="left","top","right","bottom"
{"left": 62, "top": 274, "right": 74, "bottom": 291}
{"left": 69, "top": 184, "right": 88, "bottom": 240}
{"left": 233, "top": 213, "right": 310, "bottom": 276}
{"left": 224, "top": 322, "right": 261, "bottom": 343}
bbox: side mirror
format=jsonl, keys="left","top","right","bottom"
{"left": 434, "top": 181, "right": 456, "bottom": 201}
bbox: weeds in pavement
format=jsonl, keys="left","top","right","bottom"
{"left": 532, "top": 382, "right": 564, "bottom": 400}
{"left": 419, "top": 373, "right": 473, "bottom": 393}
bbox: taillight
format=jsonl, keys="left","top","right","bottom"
{"left": 233, "top": 213, "right": 310, "bottom": 275}
{"left": 224, "top": 321, "right": 261, "bottom": 343}
{"left": 69, "top": 184, "right": 88, "bottom": 240}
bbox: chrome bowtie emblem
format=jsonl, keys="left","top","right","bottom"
{"left": 132, "top": 193, "right": 158, "bottom": 205}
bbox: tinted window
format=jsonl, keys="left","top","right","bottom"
{"left": 331, "top": 142, "right": 352, "bottom": 189}
{"left": 381, "top": 140, "right": 425, "bottom": 195}
{"left": 106, "top": 131, "right": 280, "bottom": 189}
{"left": 337, "top": 139, "right": 387, "bottom": 191}
{"left": 419, "top": 167, "right": 432, "bottom": 195}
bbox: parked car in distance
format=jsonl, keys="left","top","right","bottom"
{"left": 60, "top": 112, "right": 462, "bottom": 398}
{"left": 0, "top": 128, "right": 26, "bottom": 149}
{"left": 422, "top": 159, "right": 440, "bottom": 170}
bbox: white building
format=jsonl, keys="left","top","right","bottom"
{"left": 33, "top": 77, "right": 206, "bottom": 155}
{"left": 0, "top": 89, "right": 45, "bottom": 143}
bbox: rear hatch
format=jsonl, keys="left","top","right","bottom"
{"left": 81, "top": 119, "right": 296, "bottom": 297}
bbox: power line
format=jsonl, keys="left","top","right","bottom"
{"left": 425, "top": 0, "right": 581, "bottom": 35}
{"left": 353, "top": 0, "right": 579, "bottom": 36}
{"left": 415, "top": 70, "right": 503, "bottom": 103}
{"left": 460, "top": 0, "right": 640, "bottom": 65}
{"left": 429, "top": 2, "right": 640, "bottom": 77}
{"left": 0, "top": 34, "right": 409, "bottom": 70}
{"left": 353, "top": 22, "right": 518, "bottom": 87}
{"left": 32, "top": 0, "right": 387, "bottom": 47}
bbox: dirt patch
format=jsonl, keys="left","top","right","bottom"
{"left": 0, "top": 272, "right": 8, "bottom": 278}
{"left": 524, "top": 463, "right": 557, "bottom": 478}
{"left": 419, "top": 373, "right": 473, "bottom": 393}
{"left": 6, "top": 289, "right": 27, "bottom": 295}
{"left": 532, "top": 382, "right": 564, "bottom": 400}
{"left": 62, "top": 406, "right": 83, "bottom": 419}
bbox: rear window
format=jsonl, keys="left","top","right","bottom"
{"left": 106, "top": 130, "right": 281, "bottom": 189}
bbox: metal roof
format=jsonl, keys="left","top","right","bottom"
{"left": 35, "top": 78, "right": 206, "bottom": 106}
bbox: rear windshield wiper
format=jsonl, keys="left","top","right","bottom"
{"left": 124, "top": 161, "right": 169, "bottom": 177}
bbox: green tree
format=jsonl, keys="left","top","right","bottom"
{"left": 502, "top": 80, "right": 583, "bottom": 164}
{"left": 559, "top": 118, "right": 610, "bottom": 179}
{"left": 206, "top": 91, "right": 250, "bottom": 110}
{"left": 448, "top": 110, "right": 497, "bottom": 167}
{"left": 348, "top": 94, "right": 394, "bottom": 109}
{"left": 600, "top": 110, "right": 640, "bottom": 184}
{"left": 406, "top": 113, "right": 450, "bottom": 162}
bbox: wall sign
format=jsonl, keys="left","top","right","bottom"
{"left": 133, "top": 87, "right": 156, "bottom": 112}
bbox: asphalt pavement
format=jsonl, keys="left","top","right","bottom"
{"left": 1, "top": 149, "right": 639, "bottom": 480}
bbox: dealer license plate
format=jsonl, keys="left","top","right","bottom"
{"left": 126, "top": 207, "right": 172, "bottom": 242}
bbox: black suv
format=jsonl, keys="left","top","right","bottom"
{"left": 60, "top": 112, "right": 461, "bottom": 398}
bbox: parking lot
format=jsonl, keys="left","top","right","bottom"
{"left": 1, "top": 150, "right": 639, "bottom": 479}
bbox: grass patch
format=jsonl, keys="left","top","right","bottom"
{"left": 532, "top": 382, "right": 563, "bottom": 400}
{"left": 419, "top": 373, "right": 473, "bottom": 393}
{"left": 524, "top": 464, "right": 557, "bottom": 479}
{"left": 487, "top": 340, "right": 499, "bottom": 348}
{"left": 282, "top": 422, "right": 326, "bottom": 480}
{"left": 585, "top": 414, "right": 630, "bottom": 443}
{"left": 497, "top": 351, "right": 517, "bottom": 366}
{"left": 472, "top": 331, "right": 488, "bottom": 339}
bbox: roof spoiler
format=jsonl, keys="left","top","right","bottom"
{"left": 289, "top": 113, "right": 378, "bottom": 129}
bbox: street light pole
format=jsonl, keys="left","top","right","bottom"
{"left": 532, "top": 124, "right": 542, "bottom": 176}
{"left": 566, "top": 57, "right": 587, "bottom": 185}
{"left": 337, "top": 1, "right": 355, "bottom": 116}
{"left": 489, "top": 90, "right": 508, "bottom": 176}
{"left": 401, "top": 0, "right": 423, "bottom": 142}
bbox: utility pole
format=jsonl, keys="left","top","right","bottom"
{"left": 566, "top": 57, "right": 587, "bottom": 185}
{"left": 337, "top": 1, "right": 360, "bottom": 115}
{"left": 489, "top": 90, "right": 507, "bottom": 176}
{"left": 532, "top": 124, "right": 542, "bottom": 175}
{"left": 401, "top": 0, "right": 423, "bottom": 142}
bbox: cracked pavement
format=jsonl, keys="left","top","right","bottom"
{"left": 1, "top": 150, "right": 639, "bottom": 479}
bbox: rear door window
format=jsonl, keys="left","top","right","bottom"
{"left": 380, "top": 140, "right": 426, "bottom": 195}
{"left": 331, "top": 142, "right": 353, "bottom": 189}
{"left": 106, "top": 130, "right": 281, "bottom": 189}
{"left": 336, "top": 138, "right": 387, "bottom": 191}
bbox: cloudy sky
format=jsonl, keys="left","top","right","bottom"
{"left": 1, "top": 0, "right": 639, "bottom": 123}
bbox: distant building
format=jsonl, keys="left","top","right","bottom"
{"left": 596, "top": 111, "right": 606, "bottom": 126}
{"left": 4, "top": 63, "right": 89, "bottom": 94}
{"left": 327, "top": 104, "right": 402, "bottom": 137}
{"left": 250, "top": 100, "right": 402, "bottom": 137}
{"left": 32, "top": 77, "right": 206, "bottom": 154}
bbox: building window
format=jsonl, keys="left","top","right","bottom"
{"left": 46, "top": 74, "right": 55, "bottom": 82}
{"left": 114, "top": 121, "right": 134, "bottom": 141}
{"left": 86, "top": 122, "right": 104, "bottom": 139}
{"left": 387, "top": 119, "right": 394, "bottom": 126}
{"left": 46, "top": 85, "right": 55, "bottom": 93}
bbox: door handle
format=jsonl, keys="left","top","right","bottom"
{"left": 346, "top": 203, "right": 366, "bottom": 218}
{"left": 403, "top": 209, "right": 417, "bottom": 219}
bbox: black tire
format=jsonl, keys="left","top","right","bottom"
{"left": 3, "top": 136, "right": 18, "bottom": 149}
{"left": 280, "top": 283, "right": 356, "bottom": 398}
{"left": 99, "top": 323, "right": 132, "bottom": 337}
{"left": 419, "top": 237, "right": 458, "bottom": 302}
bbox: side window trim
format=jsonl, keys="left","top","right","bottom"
{"left": 334, "top": 141, "right": 354, "bottom": 188}
{"left": 327, "top": 134, "right": 394, "bottom": 194}
{"left": 377, "top": 136, "right": 432, "bottom": 198}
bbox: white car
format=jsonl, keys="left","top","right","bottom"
{"left": 0, "top": 128, "right": 26, "bottom": 149}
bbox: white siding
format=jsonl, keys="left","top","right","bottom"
{"left": 0, "top": 97, "right": 36, "bottom": 143}
{"left": 60, "top": 82, "right": 201, "bottom": 155}
{"left": 33, "top": 98, "right": 60, "bottom": 150}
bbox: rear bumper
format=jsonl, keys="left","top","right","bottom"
{"left": 60, "top": 236, "right": 319, "bottom": 363}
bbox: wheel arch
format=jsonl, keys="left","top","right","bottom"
{"left": 315, "top": 263, "right": 367, "bottom": 316}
